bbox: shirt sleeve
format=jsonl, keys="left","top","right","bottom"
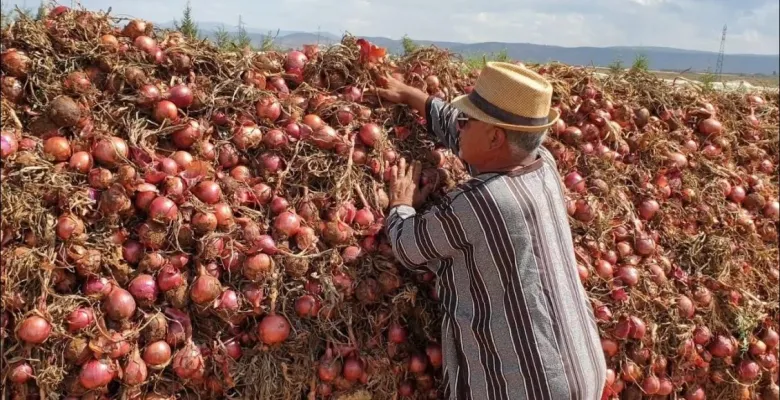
{"left": 425, "top": 97, "right": 461, "bottom": 153}
{"left": 385, "top": 203, "right": 456, "bottom": 273}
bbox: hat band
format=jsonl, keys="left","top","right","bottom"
{"left": 468, "top": 90, "right": 549, "bottom": 127}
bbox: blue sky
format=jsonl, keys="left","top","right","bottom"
{"left": 6, "top": 0, "right": 779, "bottom": 54}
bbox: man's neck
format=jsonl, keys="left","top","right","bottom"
{"left": 473, "top": 151, "right": 537, "bottom": 174}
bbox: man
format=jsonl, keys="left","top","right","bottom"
{"left": 376, "top": 62, "right": 606, "bottom": 400}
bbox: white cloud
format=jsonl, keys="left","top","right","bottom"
{"left": 3, "top": 0, "right": 778, "bottom": 54}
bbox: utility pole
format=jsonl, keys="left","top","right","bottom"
{"left": 715, "top": 24, "right": 727, "bottom": 78}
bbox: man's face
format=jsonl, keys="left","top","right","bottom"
{"left": 456, "top": 115, "right": 497, "bottom": 166}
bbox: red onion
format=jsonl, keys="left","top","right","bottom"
{"left": 616, "top": 266, "right": 639, "bottom": 286}
{"left": 79, "top": 359, "right": 114, "bottom": 389}
{"left": 387, "top": 323, "right": 407, "bottom": 344}
{"left": 192, "top": 180, "right": 221, "bottom": 204}
{"left": 693, "top": 326, "right": 712, "bottom": 345}
{"left": 737, "top": 359, "right": 761, "bottom": 382}
{"left": 148, "top": 196, "right": 178, "bottom": 222}
{"left": 66, "top": 307, "right": 94, "bottom": 332}
{"left": 342, "top": 85, "right": 362, "bottom": 102}
{"left": 274, "top": 211, "right": 301, "bottom": 237}
{"left": 93, "top": 136, "right": 129, "bottom": 167}
{"left": 104, "top": 286, "right": 136, "bottom": 321}
{"left": 153, "top": 100, "right": 179, "bottom": 123}
{"left": 358, "top": 123, "right": 383, "bottom": 147}
{"left": 122, "top": 240, "right": 143, "bottom": 264}
{"left": 310, "top": 125, "right": 338, "bottom": 149}
{"left": 157, "top": 264, "right": 183, "bottom": 292}
{"left": 708, "top": 335, "right": 735, "bottom": 358}
{"left": 171, "top": 120, "right": 202, "bottom": 149}
{"left": 677, "top": 295, "right": 695, "bottom": 319}
{"left": 1, "top": 131, "right": 18, "bottom": 159}
{"left": 762, "top": 328, "right": 779, "bottom": 348}
{"left": 172, "top": 340, "right": 205, "bottom": 380}
{"left": 285, "top": 50, "right": 308, "bottom": 70}
{"left": 342, "top": 246, "right": 363, "bottom": 264}
{"left": 84, "top": 276, "right": 112, "bottom": 299}
{"left": 564, "top": 171, "right": 586, "bottom": 193}
{"left": 16, "top": 315, "right": 52, "bottom": 344}
{"left": 43, "top": 136, "right": 72, "bottom": 161}
{"left": 294, "top": 294, "right": 321, "bottom": 318}
{"left": 133, "top": 35, "right": 157, "bottom": 54}
{"left": 168, "top": 84, "right": 193, "bottom": 108}
{"left": 190, "top": 266, "right": 222, "bottom": 305}
{"left": 256, "top": 96, "right": 281, "bottom": 121}
{"left": 216, "top": 289, "right": 239, "bottom": 312}
{"left": 638, "top": 199, "right": 660, "bottom": 220}
{"left": 698, "top": 118, "right": 722, "bottom": 136}
{"left": 123, "top": 347, "right": 148, "bottom": 385}
{"left": 728, "top": 185, "right": 746, "bottom": 203}
{"left": 137, "top": 84, "right": 161, "bottom": 107}
{"left": 57, "top": 213, "right": 85, "bottom": 241}
{"left": 257, "top": 314, "right": 291, "bottom": 345}
{"left": 261, "top": 153, "right": 284, "bottom": 173}
{"left": 264, "top": 129, "right": 288, "bottom": 149}
{"left": 8, "top": 362, "right": 33, "bottom": 384}
{"left": 243, "top": 253, "right": 273, "bottom": 282}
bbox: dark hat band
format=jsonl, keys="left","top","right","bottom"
{"left": 468, "top": 90, "right": 550, "bottom": 126}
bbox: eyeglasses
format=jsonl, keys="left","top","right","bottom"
{"left": 456, "top": 115, "right": 474, "bottom": 130}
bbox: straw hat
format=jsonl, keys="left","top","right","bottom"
{"left": 451, "top": 61, "right": 560, "bottom": 133}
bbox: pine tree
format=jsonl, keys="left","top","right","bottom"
{"left": 235, "top": 15, "right": 252, "bottom": 50}
{"left": 260, "top": 29, "right": 279, "bottom": 51}
{"left": 174, "top": 1, "right": 199, "bottom": 40}
{"left": 214, "top": 25, "right": 232, "bottom": 50}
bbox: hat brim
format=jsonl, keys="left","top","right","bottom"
{"left": 450, "top": 94, "right": 560, "bottom": 133}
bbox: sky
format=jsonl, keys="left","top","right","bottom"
{"left": 6, "top": 0, "right": 780, "bottom": 55}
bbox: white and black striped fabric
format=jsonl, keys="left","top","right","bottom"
{"left": 385, "top": 98, "right": 606, "bottom": 400}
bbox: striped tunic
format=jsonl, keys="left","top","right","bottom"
{"left": 386, "top": 98, "right": 606, "bottom": 400}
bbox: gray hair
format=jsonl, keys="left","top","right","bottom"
{"left": 505, "top": 129, "right": 547, "bottom": 155}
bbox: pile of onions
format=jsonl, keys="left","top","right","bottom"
{"left": 2, "top": 12, "right": 778, "bottom": 400}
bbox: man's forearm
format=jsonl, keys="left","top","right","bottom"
{"left": 400, "top": 86, "right": 429, "bottom": 116}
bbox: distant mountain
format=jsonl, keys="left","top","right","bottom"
{"left": 156, "top": 22, "right": 780, "bottom": 76}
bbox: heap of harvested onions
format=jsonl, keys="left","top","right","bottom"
{"left": 1, "top": 6, "right": 778, "bottom": 400}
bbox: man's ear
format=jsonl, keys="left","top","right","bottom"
{"left": 489, "top": 127, "right": 507, "bottom": 150}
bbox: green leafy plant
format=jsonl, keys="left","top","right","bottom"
{"left": 631, "top": 53, "right": 650, "bottom": 72}
{"left": 608, "top": 59, "right": 625, "bottom": 75}
{"left": 699, "top": 68, "right": 717, "bottom": 92}
{"left": 401, "top": 35, "right": 418, "bottom": 55}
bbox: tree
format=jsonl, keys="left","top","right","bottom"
{"left": 213, "top": 25, "right": 232, "bottom": 49}
{"left": 235, "top": 15, "right": 252, "bottom": 50}
{"left": 401, "top": 35, "right": 418, "bottom": 55}
{"left": 35, "top": 0, "right": 47, "bottom": 21}
{"left": 174, "top": 1, "right": 199, "bottom": 40}
{"left": 260, "top": 29, "right": 279, "bottom": 51}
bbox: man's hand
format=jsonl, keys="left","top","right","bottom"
{"left": 371, "top": 72, "right": 428, "bottom": 115}
{"left": 388, "top": 158, "right": 437, "bottom": 209}
{"left": 374, "top": 73, "right": 409, "bottom": 104}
